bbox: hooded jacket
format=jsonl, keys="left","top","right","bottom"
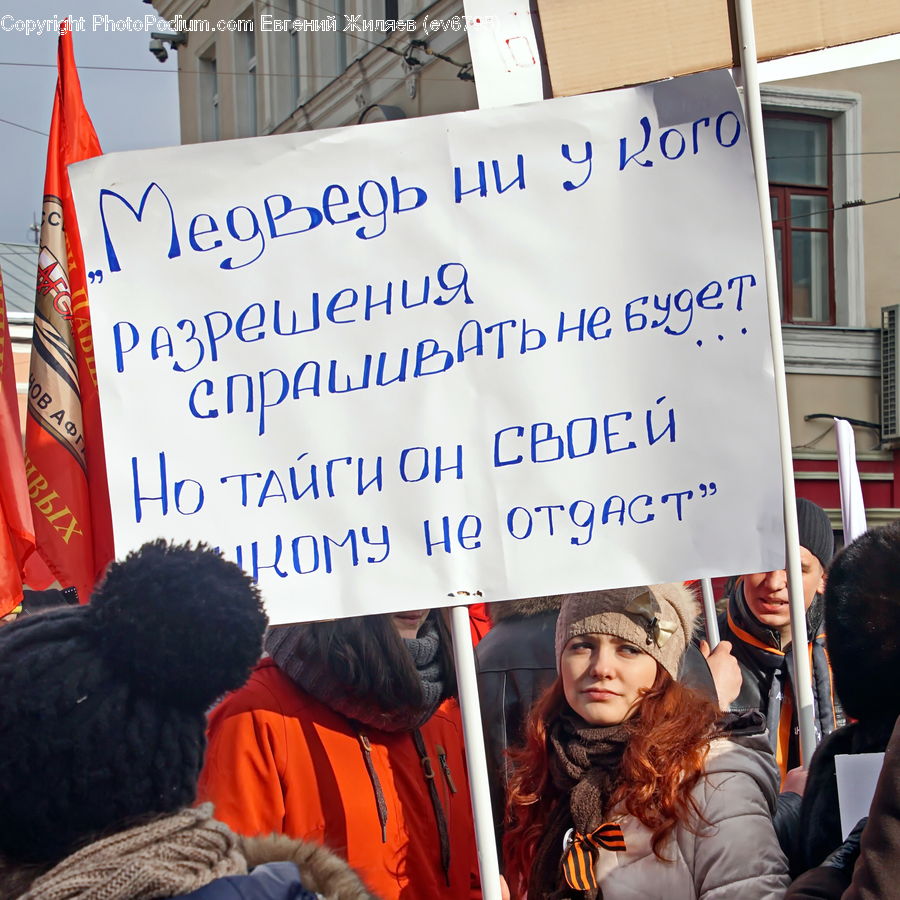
{"left": 588, "top": 731, "right": 790, "bottom": 899}
{"left": 198, "top": 659, "right": 478, "bottom": 900}
{"left": 719, "top": 587, "right": 841, "bottom": 777}
{"left": 0, "top": 830, "right": 375, "bottom": 900}
{"left": 178, "top": 835, "right": 377, "bottom": 899}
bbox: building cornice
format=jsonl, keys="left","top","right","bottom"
{"left": 783, "top": 325, "right": 879, "bottom": 377}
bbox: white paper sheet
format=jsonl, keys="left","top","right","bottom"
{"left": 836, "top": 752, "right": 885, "bottom": 838}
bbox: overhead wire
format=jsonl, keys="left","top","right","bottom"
{"left": 771, "top": 191, "right": 900, "bottom": 224}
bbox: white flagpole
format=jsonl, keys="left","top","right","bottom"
{"left": 449, "top": 602, "right": 501, "bottom": 900}
{"left": 699, "top": 578, "right": 721, "bottom": 647}
{"left": 457, "top": 9, "right": 543, "bottom": 893}
{"left": 735, "top": 0, "right": 818, "bottom": 765}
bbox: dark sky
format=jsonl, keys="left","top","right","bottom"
{"left": 0, "top": 1, "right": 180, "bottom": 244}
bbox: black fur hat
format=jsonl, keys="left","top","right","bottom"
{"left": 0, "top": 539, "right": 267, "bottom": 864}
{"left": 824, "top": 521, "right": 900, "bottom": 722}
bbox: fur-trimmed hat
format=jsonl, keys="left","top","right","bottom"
{"left": 0, "top": 539, "right": 267, "bottom": 865}
{"left": 824, "top": 521, "right": 900, "bottom": 722}
{"left": 555, "top": 583, "right": 697, "bottom": 679}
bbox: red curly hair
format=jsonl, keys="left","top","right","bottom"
{"left": 503, "top": 667, "right": 720, "bottom": 897}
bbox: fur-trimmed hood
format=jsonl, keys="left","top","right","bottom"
{"left": 488, "top": 595, "right": 562, "bottom": 623}
{"left": 240, "top": 834, "right": 377, "bottom": 898}
{"left": 0, "top": 831, "right": 377, "bottom": 900}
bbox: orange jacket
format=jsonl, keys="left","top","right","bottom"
{"left": 198, "top": 659, "right": 480, "bottom": 899}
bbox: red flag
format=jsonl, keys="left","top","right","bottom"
{"left": 24, "top": 22, "right": 113, "bottom": 603}
{"left": 0, "top": 273, "right": 36, "bottom": 615}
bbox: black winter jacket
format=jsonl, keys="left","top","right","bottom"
{"left": 476, "top": 597, "right": 558, "bottom": 833}
{"left": 719, "top": 588, "right": 841, "bottom": 775}
{"left": 790, "top": 717, "right": 897, "bottom": 877}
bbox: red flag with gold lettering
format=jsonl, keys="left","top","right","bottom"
{"left": 25, "top": 22, "right": 113, "bottom": 602}
{"left": 0, "top": 273, "right": 36, "bottom": 615}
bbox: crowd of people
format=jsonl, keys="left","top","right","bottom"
{"left": 0, "top": 498, "right": 897, "bottom": 899}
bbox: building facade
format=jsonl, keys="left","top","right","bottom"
{"left": 149, "top": 0, "right": 900, "bottom": 539}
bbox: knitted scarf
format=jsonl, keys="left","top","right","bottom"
{"left": 269, "top": 618, "right": 446, "bottom": 732}
{"left": 530, "top": 708, "right": 633, "bottom": 900}
{"left": 728, "top": 584, "right": 840, "bottom": 771}
{"left": 19, "top": 805, "right": 246, "bottom": 900}
{"left": 402, "top": 624, "right": 445, "bottom": 729}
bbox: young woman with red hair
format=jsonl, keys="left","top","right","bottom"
{"left": 503, "top": 584, "right": 789, "bottom": 899}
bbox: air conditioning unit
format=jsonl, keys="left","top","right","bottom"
{"left": 881, "top": 305, "right": 900, "bottom": 441}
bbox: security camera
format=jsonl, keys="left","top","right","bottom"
{"left": 149, "top": 38, "right": 168, "bottom": 64}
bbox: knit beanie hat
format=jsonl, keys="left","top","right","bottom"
{"left": 0, "top": 539, "right": 267, "bottom": 865}
{"left": 555, "top": 583, "right": 697, "bottom": 679}
{"left": 796, "top": 497, "right": 834, "bottom": 569}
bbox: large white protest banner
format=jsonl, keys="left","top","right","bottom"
{"left": 68, "top": 70, "right": 784, "bottom": 625}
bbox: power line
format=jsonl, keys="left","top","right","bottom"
{"left": 773, "top": 191, "right": 900, "bottom": 224}
{"left": 0, "top": 58, "right": 467, "bottom": 81}
{"left": 0, "top": 116, "right": 47, "bottom": 137}
{"left": 768, "top": 151, "right": 900, "bottom": 159}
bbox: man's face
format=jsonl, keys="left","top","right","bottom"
{"left": 741, "top": 546, "right": 826, "bottom": 631}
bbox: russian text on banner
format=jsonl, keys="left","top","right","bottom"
{"left": 25, "top": 22, "right": 113, "bottom": 602}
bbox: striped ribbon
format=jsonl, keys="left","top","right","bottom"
{"left": 562, "top": 822, "right": 626, "bottom": 890}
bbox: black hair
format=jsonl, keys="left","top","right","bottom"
{"left": 824, "top": 521, "right": 900, "bottom": 722}
{"left": 268, "top": 609, "right": 457, "bottom": 708}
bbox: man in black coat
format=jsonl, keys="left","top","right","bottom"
{"left": 790, "top": 521, "right": 900, "bottom": 876}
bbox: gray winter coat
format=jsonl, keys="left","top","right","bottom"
{"left": 589, "top": 732, "right": 790, "bottom": 899}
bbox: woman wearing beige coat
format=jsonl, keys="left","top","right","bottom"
{"left": 503, "top": 584, "right": 789, "bottom": 899}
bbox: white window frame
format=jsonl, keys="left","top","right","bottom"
{"left": 761, "top": 86, "right": 863, "bottom": 328}
{"left": 287, "top": 0, "right": 312, "bottom": 108}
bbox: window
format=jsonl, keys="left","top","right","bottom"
{"left": 316, "top": 0, "right": 347, "bottom": 93}
{"left": 237, "top": 12, "right": 257, "bottom": 137}
{"left": 764, "top": 112, "right": 835, "bottom": 325}
{"left": 287, "top": 0, "right": 346, "bottom": 104}
{"left": 199, "top": 45, "right": 219, "bottom": 141}
{"left": 289, "top": 0, "right": 310, "bottom": 105}
{"left": 760, "top": 87, "right": 863, "bottom": 330}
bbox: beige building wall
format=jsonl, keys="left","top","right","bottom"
{"left": 154, "top": 0, "right": 474, "bottom": 142}
{"left": 763, "top": 60, "right": 899, "bottom": 462}
{"left": 770, "top": 59, "right": 900, "bottom": 327}
{"left": 787, "top": 373, "right": 881, "bottom": 450}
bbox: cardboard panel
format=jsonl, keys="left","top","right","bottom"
{"left": 537, "top": 0, "right": 900, "bottom": 96}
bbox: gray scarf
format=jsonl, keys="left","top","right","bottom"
{"left": 18, "top": 805, "right": 245, "bottom": 900}
{"left": 402, "top": 623, "right": 444, "bottom": 729}
{"left": 269, "top": 619, "right": 445, "bottom": 732}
